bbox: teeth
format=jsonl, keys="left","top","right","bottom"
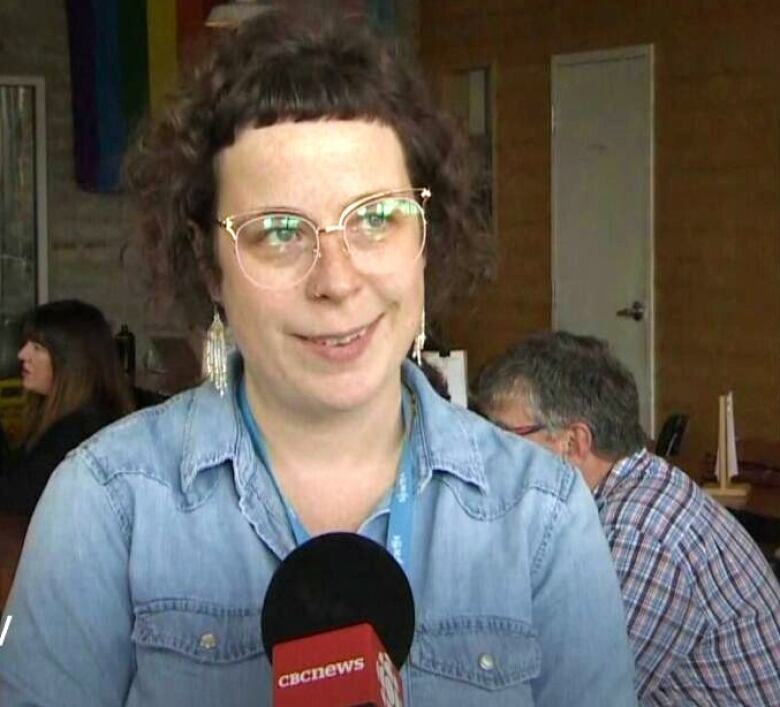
{"left": 315, "top": 327, "right": 367, "bottom": 347}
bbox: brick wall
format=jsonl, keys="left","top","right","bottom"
{"left": 419, "top": 0, "right": 780, "bottom": 475}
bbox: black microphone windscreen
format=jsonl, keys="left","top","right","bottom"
{"left": 261, "top": 532, "right": 415, "bottom": 669}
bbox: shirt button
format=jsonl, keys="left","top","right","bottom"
{"left": 478, "top": 653, "right": 495, "bottom": 671}
{"left": 199, "top": 632, "right": 218, "bottom": 650}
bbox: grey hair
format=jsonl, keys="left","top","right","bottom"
{"left": 471, "top": 331, "right": 647, "bottom": 457}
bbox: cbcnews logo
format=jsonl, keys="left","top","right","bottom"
{"left": 0, "top": 615, "right": 12, "bottom": 647}
{"left": 376, "top": 651, "right": 402, "bottom": 707}
{"left": 277, "top": 656, "right": 365, "bottom": 688}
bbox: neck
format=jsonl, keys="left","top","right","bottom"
{"left": 243, "top": 371, "right": 406, "bottom": 533}
{"left": 579, "top": 453, "right": 619, "bottom": 490}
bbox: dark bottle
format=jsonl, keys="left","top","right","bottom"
{"left": 115, "top": 324, "right": 136, "bottom": 384}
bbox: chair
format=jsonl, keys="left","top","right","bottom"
{"left": 655, "top": 414, "right": 689, "bottom": 458}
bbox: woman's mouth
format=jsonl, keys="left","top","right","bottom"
{"left": 297, "top": 318, "right": 380, "bottom": 362}
{"left": 305, "top": 326, "right": 369, "bottom": 348}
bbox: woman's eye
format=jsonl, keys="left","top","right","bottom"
{"left": 355, "top": 201, "right": 397, "bottom": 233}
{"left": 264, "top": 216, "right": 300, "bottom": 244}
{"left": 264, "top": 227, "right": 299, "bottom": 246}
{"left": 243, "top": 216, "right": 304, "bottom": 249}
{"left": 362, "top": 212, "right": 389, "bottom": 229}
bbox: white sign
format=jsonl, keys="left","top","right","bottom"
{"left": 422, "top": 350, "right": 468, "bottom": 408}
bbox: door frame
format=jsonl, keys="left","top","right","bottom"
{"left": 551, "top": 44, "right": 656, "bottom": 435}
{"left": 0, "top": 75, "right": 48, "bottom": 304}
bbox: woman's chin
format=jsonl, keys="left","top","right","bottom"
{"left": 302, "top": 371, "right": 394, "bottom": 416}
{"left": 312, "top": 384, "right": 378, "bottom": 413}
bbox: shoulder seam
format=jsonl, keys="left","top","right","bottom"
{"left": 77, "top": 448, "right": 132, "bottom": 548}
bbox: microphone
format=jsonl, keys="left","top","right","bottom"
{"left": 261, "top": 533, "right": 415, "bottom": 707}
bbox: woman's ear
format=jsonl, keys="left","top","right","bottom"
{"left": 188, "top": 220, "right": 221, "bottom": 303}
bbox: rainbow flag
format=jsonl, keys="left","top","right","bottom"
{"left": 64, "top": 0, "right": 396, "bottom": 192}
{"left": 65, "top": 0, "right": 211, "bottom": 192}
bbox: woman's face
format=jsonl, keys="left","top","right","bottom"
{"left": 18, "top": 340, "right": 54, "bottom": 396}
{"left": 213, "top": 120, "right": 425, "bottom": 418}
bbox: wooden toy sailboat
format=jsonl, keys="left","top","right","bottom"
{"left": 704, "top": 391, "right": 749, "bottom": 500}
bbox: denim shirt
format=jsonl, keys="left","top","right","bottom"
{"left": 0, "top": 359, "right": 636, "bottom": 706}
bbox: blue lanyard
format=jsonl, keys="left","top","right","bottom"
{"left": 237, "top": 380, "right": 416, "bottom": 574}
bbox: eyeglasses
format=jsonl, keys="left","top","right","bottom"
{"left": 216, "top": 187, "right": 431, "bottom": 290}
{"left": 507, "top": 423, "right": 547, "bottom": 437}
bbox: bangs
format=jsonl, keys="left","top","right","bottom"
{"left": 211, "top": 23, "right": 401, "bottom": 149}
{"left": 20, "top": 317, "right": 45, "bottom": 347}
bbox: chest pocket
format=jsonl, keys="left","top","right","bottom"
{"left": 410, "top": 616, "right": 541, "bottom": 691}
{"left": 132, "top": 599, "right": 264, "bottom": 664}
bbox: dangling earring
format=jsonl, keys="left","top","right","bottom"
{"left": 203, "top": 306, "right": 228, "bottom": 397}
{"left": 412, "top": 308, "right": 426, "bottom": 366}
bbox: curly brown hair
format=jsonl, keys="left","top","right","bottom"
{"left": 124, "top": 8, "right": 494, "bottom": 327}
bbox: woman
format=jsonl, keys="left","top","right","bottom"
{"left": 0, "top": 300, "right": 134, "bottom": 514}
{"left": 0, "top": 11, "right": 637, "bottom": 705}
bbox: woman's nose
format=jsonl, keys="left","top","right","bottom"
{"left": 18, "top": 342, "right": 30, "bottom": 360}
{"left": 305, "top": 229, "right": 361, "bottom": 301}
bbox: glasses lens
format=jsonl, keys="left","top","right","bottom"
{"left": 235, "top": 214, "right": 317, "bottom": 288}
{"left": 343, "top": 194, "right": 426, "bottom": 275}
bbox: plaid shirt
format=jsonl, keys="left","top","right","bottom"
{"left": 594, "top": 449, "right": 780, "bottom": 706}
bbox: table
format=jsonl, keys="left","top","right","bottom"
{"left": 713, "top": 486, "right": 780, "bottom": 521}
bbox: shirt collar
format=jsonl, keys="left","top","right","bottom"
{"left": 402, "top": 359, "right": 488, "bottom": 493}
{"left": 180, "top": 355, "right": 488, "bottom": 494}
{"left": 180, "top": 353, "right": 246, "bottom": 493}
{"left": 593, "top": 447, "right": 648, "bottom": 500}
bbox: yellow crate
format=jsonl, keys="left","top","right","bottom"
{"left": 0, "top": 378, "right": 25, "bottom": 446}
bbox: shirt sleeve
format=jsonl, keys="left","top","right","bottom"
{"left": 607, "top": 524, "right": 780, "bottom": 704}
{"left": 530, "top": 471, "right": 638, "bottom": 706}
{"left": 0, "top": 450, "right": 134, "bottom": 705}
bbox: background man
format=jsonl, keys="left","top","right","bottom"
{"left": 473, "top": 331, "right": 780, "bottom": 705}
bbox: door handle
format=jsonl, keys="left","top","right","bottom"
{"left": 616, "top": 300, "right": 645, "bottom": 321}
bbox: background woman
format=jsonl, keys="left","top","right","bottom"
{"left": 0, "top": 11, "right": 636, "bottom": 705}
{"left": 0, "top": 299, "right": 134, "bottom": 514}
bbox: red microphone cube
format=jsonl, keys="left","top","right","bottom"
{"left": 272, "top": 622, "right": 404, "bottom": 707}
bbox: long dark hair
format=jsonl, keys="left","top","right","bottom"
{"left": 125, "top": 7, "right": 494, "bottom": 327}
{"left": 21, "top": 300, "right": 135, "bottom": 446}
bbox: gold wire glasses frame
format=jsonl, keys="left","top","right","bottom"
{"left": 216, "top": 187, "right": 431, "bottom": 290}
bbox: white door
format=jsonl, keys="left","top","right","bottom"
{"left": 552, "top": 45, "right": 655, "bottom": 434}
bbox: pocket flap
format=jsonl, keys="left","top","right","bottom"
{"left": 410, "top": 615, "right": 541, "bottom": 690}
{"left": 132, "top": 599, "right": 264, "bottom": 664}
